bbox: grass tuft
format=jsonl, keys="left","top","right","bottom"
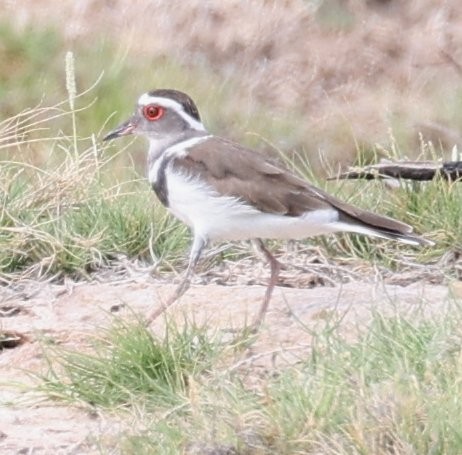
{"left": 0, "top": 91, "right": 191, "bottom": 278}
{"left": 39, "top": 317, "right": 222, "bottom": 409}
{"left": 33, "top": 301, "right": 462, "bottom": 453}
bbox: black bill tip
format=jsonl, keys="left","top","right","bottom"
{"left": 103, "top": 119, "right": 135, "bottom": 141}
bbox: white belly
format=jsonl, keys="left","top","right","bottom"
{"left": 165, "top": 171, "right": 341, "bottom": 241}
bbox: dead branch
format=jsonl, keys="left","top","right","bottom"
{"left": 329, "top": 161, "right": 462, "bottom": 182}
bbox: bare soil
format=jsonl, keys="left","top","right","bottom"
{"left": 0, "top": 262, "right": 456, "bottom": 454}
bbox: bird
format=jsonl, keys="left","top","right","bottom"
{"left": 103, "top": 89, "right": 432, "bottom": 328}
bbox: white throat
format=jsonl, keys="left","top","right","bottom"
{"left": 146, "top": 133, "right": 210, "bottom": 167}
{"left": 148, "top": 135, "right": 212, "bottom": 184}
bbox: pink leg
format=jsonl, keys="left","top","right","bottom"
{"left": 251, "top": 239, "right": 281, "bottom": 329}
{"left": 145, "top": 235, "right": 207, "bottom": 326}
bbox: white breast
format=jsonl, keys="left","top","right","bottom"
{"left": 148, "top": 135, "right": 212, "bottom": 186}
{"left": 164, "top": 169, "right": 342, "bottom": 242}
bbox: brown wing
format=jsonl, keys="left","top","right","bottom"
{"left": 173, "top": 137, "right": 330, "bottom": 216}
{"left": 172, "top": 136, "right": 413, "bottom": 235}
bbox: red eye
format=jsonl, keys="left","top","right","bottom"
{"left": 143, "top": 104, "right": 164, "bottom": 121}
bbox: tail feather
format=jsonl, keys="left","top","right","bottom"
{"left": 319, "top": 190, "right": 433, "bottom": 246}
{"left": 316, "top": 187, "right": 433, "bottom": 245}
{"left": 333, "top": 222, "right": 434, "bottom": 246}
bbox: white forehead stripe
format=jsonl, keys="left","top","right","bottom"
{"left": 138, "top": 93, "right": 206, "bottom": 132}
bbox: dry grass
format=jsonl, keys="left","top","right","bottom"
{"left": 0, "top": 82, "right": 190, "bottom": 280}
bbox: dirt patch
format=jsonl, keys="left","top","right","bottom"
{"left": 0, "top": 267, "right": 456, "bottom": 453}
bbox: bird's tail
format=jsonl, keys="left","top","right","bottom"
{"left": 333, "top": 221, "right": 433, "bottom": 246}
{"left": 321, "top": 189, "right": 433, "bottom": 246}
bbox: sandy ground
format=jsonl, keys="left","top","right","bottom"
{"left": 0, "top": 267, "right": 457, "bottom": 454}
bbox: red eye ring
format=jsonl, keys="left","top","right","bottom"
{"left": 143, "top": 104, "right": 164, "bottom": 121}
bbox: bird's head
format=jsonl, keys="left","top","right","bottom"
{"left": 103, "top": 89, "right": 206, "bottom": 142}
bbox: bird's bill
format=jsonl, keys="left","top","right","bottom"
{"left": 103, "top": 118, "right": 136, "bottom": 141}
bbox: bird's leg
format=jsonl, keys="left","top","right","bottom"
{"left": 145, "top": 235, "right": 207, "bottom": 326}
{"left": 251, "top": 239, "right": 281, "bottom": 329}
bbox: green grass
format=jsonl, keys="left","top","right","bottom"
{"left": 34, "top": 301, "right": 462, "bottom": 454}
{"left": 39, "top": 317, "right": 223, "bottom": 409}
{"left": 0, "top": 72, "right": 190, "bottom": 277}
{"left": 320, "top": 175, "right": 461, "bottom": 266}
{"left": 279, "top": 145, "right": 460, "bottom": 270}
{"left": 0, "top": 143, "right": 189, "bottom": 277}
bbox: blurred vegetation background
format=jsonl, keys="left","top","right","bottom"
{"left": 3, "top": 0, "right": 462, "bottom": 172}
